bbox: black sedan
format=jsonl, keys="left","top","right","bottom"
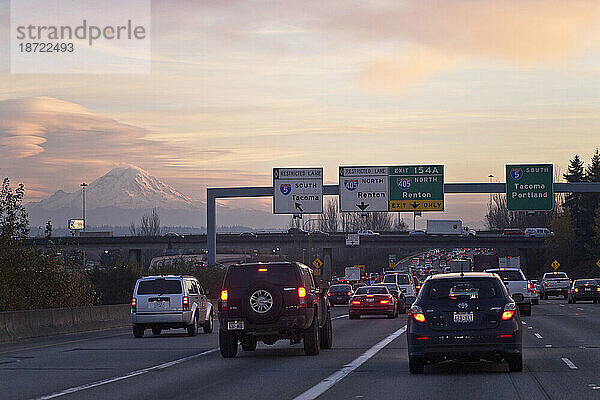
{"left": 407, "top": 272, "right": 522, "bottom": 374}
{"left": 568, "top": 279, "right": 600, "bottom": 303}
{"left": 327, "top": 284, "right": 353, "bottom": 306}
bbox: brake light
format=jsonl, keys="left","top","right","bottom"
{"left": 327, "top": 292, "right": 331, "bottom": 296}
{"left": 182, "top": 296, "right": 190, "bottom": 310}
{"left": 351, "top": 300, "right": 361, "bottom": 305}
{"left": 499, "top": 334, "right": 513, "bottom": 338}
{"left": 347, "top": 292, "right": 352, "bottom": 296}
{"left": 220, "top": 290, "right": 228, "bottom": 310}
{"left": 527, "top": 283, "right": 532, "bottom": 293}
{"left": 574, "top": 288, "right": 579, "bottom": 293}
{"left": 131, "top": 298, "right": 136, "bottom": 312}
{"left": 298, "top": 286, "right": 307, "bottom": 307}
{"left": 410, "top": 305, "right": 426, "bottom": 323}
{"left": 544, "top": 281, "right": 548, "bottom": 285}
{"left": 416, "top": 336, "right": 428, "bottom": 340}
{"left": 380, "top": 300, "right": 390, "bottom": 304}
{"left": 258, "top": 268, "right": 268, "bottom": 272}
{"left": 502, "top": 303, "right": 516, "bottom": 320}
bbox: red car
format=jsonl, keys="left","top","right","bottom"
{"left": 349, "top": 286, "right": 398, "bottom": 319}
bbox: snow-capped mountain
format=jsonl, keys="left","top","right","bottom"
{"left": 25, "top": 165, "right": 288, "bottom": 229}
{"left": 32, "top": 165, "right": 195, "bottom": 210}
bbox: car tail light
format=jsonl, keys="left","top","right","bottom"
{"left": 347, "top": 292, "right": 352, "bottom": 296}
{"left": 351, "top": 300, "right": 361, "bottom": 305}
{"left": 416, "top": 336, "right": 428, "bottom": 340}
{"left": 499, "top": 334, "right": 513, "bottom": 338}
{"left": 410, "top": 305, "right": 426, "bottom": 323}
{"left": 597, "top": 287, "right": 600, "bottom": 292}
{"left": 574, "top": 288, "right": 579, "bottom": 293}
{"left": 544, "top": 281, "right": 548, "bottom": 285}
{"left": 298, "top": 287, "right": 307, "bottom": 307}
{"left": 182, "top": 296, "right": 190, "bottom": 310}
{"left": 527, "top": 283, "right": 532, "bottom": 293}
{"left": 327, "top": 292, "right": 331, "bottom": 296}
{"left": 131, "top": 298, "right": 136, "bottom": 312}
{"left": 220, "top": 290, "right": 228, "bottom": 310}
{"left": 380, "top": 300, "right": 390, "bottom": 304}
{"left": 501, "top": 303, "right": 516, "bottom": 320}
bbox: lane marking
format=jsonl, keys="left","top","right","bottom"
{"left": 559, "top": 304, "right": 565, "bottom": 307}
{"left": 30, "top": 348, "right": 218, "bottom": 400}
{"left": 577, "top": 308, "right": 584, "bottom": 311}
{"left": 521, "top": 321, "right": 527, "bottom": 325}
{"left": 332, "top": 314, "right": 348, "bottom": 320}
{"left": 293, "top": 325, "right": 407, "bottom": 400}
{"left": 561, "top": 357, "right": 578, "bottom": 369}
{"left": 545, "top": 344, "right": 552, "bottom": 348}
{"left": 534, "top": 333, "right": 543, "bottom": 339}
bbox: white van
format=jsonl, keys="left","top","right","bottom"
{"left": 524, "top": 228, "right": 554, "bottom": 238}
{"left": 383, "top": 273, "right": 416, "bottom": 304}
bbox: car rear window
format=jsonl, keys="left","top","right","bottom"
{"left": 545, "top": 272, "right": 568, "bottom": 279}
{"left": 226, "top": 265, "right": 298, "bottom": 287}
{"left": 356, "top": 287, "right": 387, "bottom": 295}
{"left": 493, "top": 270, "right": 525, "bottom": 281}
{"left": 420, "top": 278, "right": 505, "bottom": 300}
{"left": 383, "top": 274, "right": 410, "bottom": 284}
{"left": 575, "top": 280, "right": 599, "bottom": 287}
{"left": 137, "top": 279, "right": 182, "bottom": 295}
{"left": 329, "top": 284, "right": 351, "bottom": 292}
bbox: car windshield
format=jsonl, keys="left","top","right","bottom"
{"left": 574, "top": 280, "right": 599, "bottom": 287}
{"left": 383, "top": 274, "right": 410, "bottom": 284}
{"left": 420, "top": 278, "right": 505, "bottom": 300}
{"left": 329, "top": 285, "right": 351, "bottom": 292}
{"left": 492, "top": 270, "right": 524, "bottom": 281}
{"left": 137, "top": 279, "right": 182, "bottom": 295}
{"left": 355, "top": 287, "right": 387, "bottom": 295}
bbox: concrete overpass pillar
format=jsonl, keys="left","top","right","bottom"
{"left": 519, "top": 248, "right": 528, "bottom": 276}
{"left": 322, "top": 248, "right": 332, "bottom": 284}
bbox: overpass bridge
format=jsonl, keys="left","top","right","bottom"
{"left": 24, "top": 233, "right": 544, "bottom": 273}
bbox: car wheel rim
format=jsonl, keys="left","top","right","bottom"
{"left": 250, "top": 290, "right": 274, "bottom": 313}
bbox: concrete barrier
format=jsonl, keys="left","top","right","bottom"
{"left": 0, "top": 304, "right": 131, "bottom": 344}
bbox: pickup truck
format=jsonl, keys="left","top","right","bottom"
{"left": 485, "top": 268, "right": 532, "bottom": 316}
{"left": 540, "top": 272, "right": 570, "bottom": 299}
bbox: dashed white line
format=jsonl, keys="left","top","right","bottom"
{"left": 577, "top": 307, "right": 584, "bottom": 311}
{"left": 30, "top": 348, "right": 218, "bottom": 400}
{"left": 561, "top": 357, "right": 578, "bottom": 369}
{"left": 560, "top": 304, "right": 565, "bottom": 307}
{"left": 293, "top": 325, "right": 407, "bottom": 400}
{"left": 534, "top": 333, "right": 543, "bottom": 339}
{"left": 521, "top": 321, "right": 527, "bottom": 325}
{"left": 332, "top": 314, "right": 349, "bottom": 320}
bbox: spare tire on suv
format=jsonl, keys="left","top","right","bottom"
{"left": 218, "top": 262, "right": 332, "bottom": 357}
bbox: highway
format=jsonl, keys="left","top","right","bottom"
{"left": 2, "top": 300, "right": 600, "bottom": 400}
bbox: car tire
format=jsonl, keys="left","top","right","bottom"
{"left": 132, "top": 324, "right": 144, "bottom": 338}
{"left": 203, "top": 311, "right": 214, "bottom": 334}
{"left": 151, "top": 327, "right": 162, "bottom": 336}
{"left": 349, "top": 313, "right": 359, "bottom": 319}
{"left": 241, "top": 337, "right": 257, "bottom": 351}
{"left": 245, "top": 282, "right": 283, "bottom": 324}
{"left": 409, "top": 355, "right": 424, "bottom": 374}
{"left": 219, "top": 329, "right": 238, "bottom": 358}
{"left": 187, "top": 313, "right": 199, "bottom": 336}
{"left": 303, "top": 315, "right": 320, "bottom": 356}
{"left": 508, "top": 354, "right": 523, "bottom": 372}
{"left": 320, "top": 313, "right": 333, "bottom": 349}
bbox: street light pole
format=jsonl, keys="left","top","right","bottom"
{"left": 80, "top": 182, "right": 88, "bottom": 231}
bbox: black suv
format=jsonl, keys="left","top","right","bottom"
{"left": 407, "top": 272, "right": 522, "bottom": 374}
{"left": 218, "top": 262, "right": 332, "bottom": 357}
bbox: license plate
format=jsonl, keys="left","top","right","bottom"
{"left": 228, "top": 321, "right": 244, "bottom": 330}
{"left": 585, "top": 288, "right": 591, "bottom": 291}
{"left": 153, "top": 301, "right": 168, "bottom": 309}
{"left": 366, "top": 298, "right": 374, "bottom": 302}
{"left": 453, "top": 312, "right": 473, "bottom": 323}
{"left": 337, "top": 297, "right": 343, "bottom": 300}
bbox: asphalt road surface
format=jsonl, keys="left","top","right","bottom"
{"left": 2, "top": 300, "right": 600, "bottom": 400}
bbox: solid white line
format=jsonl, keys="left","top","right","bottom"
{"left": 332, "top": 314, "right": 349, "bottom": 320}
{"left": 30, "top": 348, "right": 218, "bottom": 400}
{"left": 561, "top": 357, "right": 578, "bottom": 369}
{"left": 292, "top": 325, "right": 407, "bottom": 400}
{"left": 534, "top": 333, "right": 543, "bottom": 339}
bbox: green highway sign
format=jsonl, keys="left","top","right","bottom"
{"left": 388, "top": 165, "right": 444, "bottom": 212}
{"left": 506, "top": 164, "right": 553, "bottom": 211}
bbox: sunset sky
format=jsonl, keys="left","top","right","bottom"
{"left": 2, "top": 0, "right": 600, "bottom": 228}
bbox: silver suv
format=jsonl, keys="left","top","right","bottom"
{"left": 131, "top": 275, "right": 213, "bottom": 338}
